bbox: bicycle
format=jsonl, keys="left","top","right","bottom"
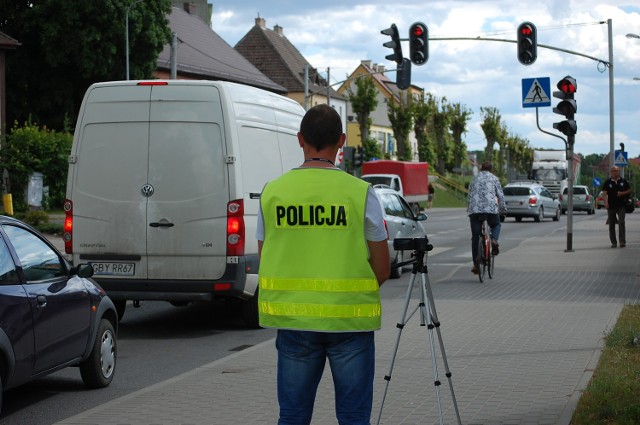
{"left": 476, "top": 214, "right": 495, "bottom": 282}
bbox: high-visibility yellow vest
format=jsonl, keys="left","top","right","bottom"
{"left": 258, "top": 168, "right": 381, "bottom": 331}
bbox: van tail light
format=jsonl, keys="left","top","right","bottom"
{"left": 559, "top": 194, "right": 564, "bottom": 201}
{"left": 226, "top": 200, "right": 245, "bottom": 256}
{"left": 528, "top": 196, "right": 538, "bottom": 206}
{"left": 585, "top": 194, "right": 590, "bottom": 201}
{"left": 63, "top": 199, "right": 73, "bottom": 254}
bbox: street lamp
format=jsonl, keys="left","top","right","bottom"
{"left": 626, "top": 33, "right": 640, "bottom": 39}
{"left": 125, "top": 0, "right": 144, "bottom": 80}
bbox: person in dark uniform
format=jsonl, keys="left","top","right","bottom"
{"left": 602, "top": 166, "right": 631, "bottom": 248}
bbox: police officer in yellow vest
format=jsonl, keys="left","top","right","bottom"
{"left": 257, "top": 104, "right": 390, "bottom": 425}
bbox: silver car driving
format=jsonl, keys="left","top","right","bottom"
{"left": 559, "top": 185, "right": 595, "bottom": 214}
{"left": 373, "top": 187, "right": 427, "bottom": 278}
{"left": 501, "top": 182, "right": 561, "bottom": 222}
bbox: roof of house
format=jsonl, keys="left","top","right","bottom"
{"left": 157, "top": 7, "right": 286, "bottom": 93}
{"left": 0, "top": 31, "right": 20, "bottom": 49}
{"left": 234, "top": 18, "right": 343, "bottom": 99}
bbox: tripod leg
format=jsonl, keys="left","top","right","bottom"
{"left": 421, "top": 270, "right": 463, "bottom": 425}
{"left": 376, "top": 270, "right": 419, "bottom": 425}
{"left": 419, "top": 271, "right": 445, "bottom": 424}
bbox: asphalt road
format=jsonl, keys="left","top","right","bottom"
{"left": 0, "top": 208, "right": 609, "bottom": 424}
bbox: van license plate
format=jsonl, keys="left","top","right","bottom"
{"left": 91, "top": 262, "right": 135, "bottom": 276}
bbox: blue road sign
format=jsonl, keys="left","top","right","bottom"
{"left": 592, "top": 177, "right": 602, "bottom": 187}
{"left": 522, "top": 77, "right": 551, "bottom": 108}
{"left": 614, "top": 150, "right": 628, "bottom": 167}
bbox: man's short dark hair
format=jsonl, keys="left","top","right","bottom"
{"left": 299, "top": 104, "right": 342, "bottom": 151}
{"left": 481, "top": 161, "right": 493, "bottom": 172}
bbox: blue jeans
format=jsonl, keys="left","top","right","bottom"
{"left": 469, "top": 213, "right": 501, "bottom": 267}
{"left": 276, "top": 330, "right": 375, "bottom": 425}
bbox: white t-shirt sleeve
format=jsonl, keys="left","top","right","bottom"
{"left": 256, "top": 202, "right": 265, "bottom": 242}
{"left": 366, "top": 187, "right": 388, "bottom": 242}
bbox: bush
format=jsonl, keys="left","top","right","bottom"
{"left": 0, "top": 122, "right": 72, "bottom": 210}
{"left": 22, "top": 210, "right": 50, "bottom": 226}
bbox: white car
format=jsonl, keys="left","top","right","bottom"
{"left": 373, "top": 187, "right": 428, "bottom": 278}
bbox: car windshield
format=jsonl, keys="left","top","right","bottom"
{"left": 504, "top": 187, "right": 532, "bottom": 196}
{"left": 362, "top": 176, "right": 392, "bottom": 186}
{"left": 531, "top": 169, "right": 567, "bottom": 181}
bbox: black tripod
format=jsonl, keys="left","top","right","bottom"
{"left": 376, "top": 237, "right": 461, "bottom": 425}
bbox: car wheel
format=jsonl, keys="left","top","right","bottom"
{"left": 241, "top": 289, "right": 261, "bottom": 329}
{"left": 553, "top": 206, "right": 561, "bottom": 221}
{"left": 113, "top": 300, "right": 126, "bottom": 321}
{"left": 80, "top": 318, "right": 117, "bottom": 388}
{"left": 534, "top": 207, "right": 543, "bottom": 222}
{"left": 499, "top": 215, "right": 505, "bottom": 223}
{"left": 515, "top": 216, "right": 522, "bottom": 222}
{"left": 390, "top": 253, "right": 402, "bottom": 279}
{"left": 561, "top": 209, "right": 566, "bottom": 215}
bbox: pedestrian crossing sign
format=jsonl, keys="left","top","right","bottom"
{"left": 614, "top": 150, "right": 628, "bottom": 166}
{"left": 522, "top": 77, "right": 551, "bottom": 108}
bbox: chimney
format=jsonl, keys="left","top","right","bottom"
{"left": 274, "top": 24, "right": 283, "bottom": 36}
{"left": 255, "top": 17, "right": 266, "bottom": 28}
{"left": 183, "top": 2, "right": 195, "bottom": 15}
{"left": 376, "top": 64, "right": 385, "bottom": 73}
{"left": 361, "top": 60, "right": 373, "bottom": 69}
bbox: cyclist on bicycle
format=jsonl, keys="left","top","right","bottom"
{"left": 467, "top": 161, "right": 506, "bottom": 275}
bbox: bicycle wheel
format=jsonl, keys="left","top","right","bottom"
{"left": 483, "top": 220, "right": 495, "bottom": 279}
{"left": 477, "top": 236, "right": 486, "bottom": 282}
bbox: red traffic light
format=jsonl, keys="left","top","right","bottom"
{"left": 557, "top": 77, "right": 577, "bottom": 94}
{"left": 516, "top": 22, "right": 537, "bottom": 65}
{"left": 520, "top": 25, "right": 533, "bottom": 36}
{"left": 409, "top": 22, "right": 429, "bottom": 66}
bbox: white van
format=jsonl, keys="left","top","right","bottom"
{"left": 64, "top": 80, "right": 305, "bottom": 327}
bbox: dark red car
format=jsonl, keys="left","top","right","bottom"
{"left": 0, "top": 215, "right": 118, "bottom": 414}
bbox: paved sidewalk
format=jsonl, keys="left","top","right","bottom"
{"left": 54, "top": 212, "right": 640, "bottom": 425}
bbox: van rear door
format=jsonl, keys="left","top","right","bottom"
{"left": 72, "top": 85, "right": 152, "bottom": 278}
{"left": 146, "top": 84, "right": 229, "bottom": 280}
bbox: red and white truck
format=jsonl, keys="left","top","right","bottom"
{"left": 361, "top": 160, "right": 430, "bottom": 215}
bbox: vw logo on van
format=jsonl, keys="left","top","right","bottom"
{"left": 141, "top": 184, "right": 155, "bottom": 197}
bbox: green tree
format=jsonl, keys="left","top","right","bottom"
{"left": 362, "top": 138, "right": 382, "bottom": 162}
{"left": 347, "top": 75, "right": 378, "bottom": 148}
{"left": 2, "top": 0, "right": 172, "bottom": 131}
{"left": 413, "top": 92, "right": 435, "bottom": 164}
{"left": 387, "top": 92, "right": 413, "bottom": 161}
{"left": 432, "top": 96, "right": 452, "bottom": 174}
{"left": 479, "top": 107, "right": 504, "bottom": 162}
{"left": 503, "top": 133, "right": 532, "bottom": 182}
{"left": 0, "top": 122, "right": 72, "bottom": 209}
{"left": 449, "top": 102, "right": 472, "bottom": 170}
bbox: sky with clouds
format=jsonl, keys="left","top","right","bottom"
{"left": 209, "top": 1, "right": 640, "bottom": 160}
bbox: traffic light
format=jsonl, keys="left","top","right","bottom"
{"left": 381, "top": 24, "right": 403, "bottom": 65}
{"left": 396, "top": 58, "right": 412, "bottom": 90}
{"left": 409, "top": 22, "right": 429, "bottom": 65}
{"left": 552, "top": 76, "right": 577, "bottom": 136}
{"left": 517, "top": 21, "right": 537, "bottom": 65}
{"left": 354, "top": 146, "right": 364, "bottom": 167}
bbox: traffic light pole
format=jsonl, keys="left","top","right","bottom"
{"left": 566, "top": 136, "right": 576, "bottom": 252}
{"left": 535, "top": 108, "right": 574, "bottom": 252}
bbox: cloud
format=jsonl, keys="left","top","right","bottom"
{"left": 210, "top": 1, "right": 640, "bottom": 158}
